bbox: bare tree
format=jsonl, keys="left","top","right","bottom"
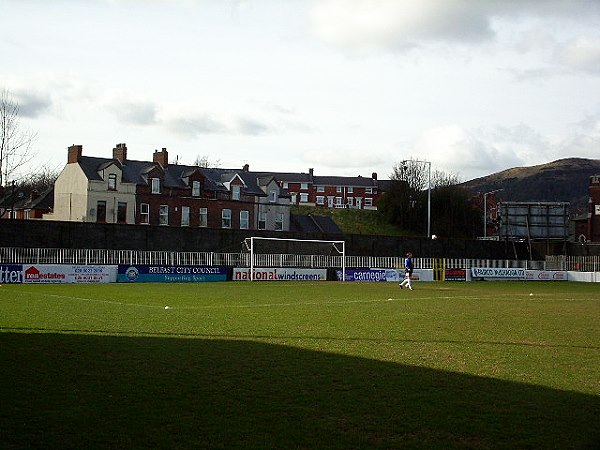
{"left": 0, "top": 89, "right": 37, "bottom": 187}
{"left": 193, "top": 154, "right": 221, "bottom": 168}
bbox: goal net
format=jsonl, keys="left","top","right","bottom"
{"left": 242, "top": 237, "right": 346, "bottom": 281}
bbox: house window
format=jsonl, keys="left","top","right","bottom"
{"left": 365, "top": 187, "right": 373, "bottom": 194}
{"left": 364, "top": 198, "right": 373, "bottom": 207}
{"left": 258, "top": 211, "right": 266, "bottom": 230}
{"left": 192, "top": 181, "right": 201, "bottom": 197}
{"left": 347, "top": 187, "right": 353, "bottom": 194}
{"left": 108, "top": 173, "right": 117, "bottom": 191}
{"left": 199, "top": 208, "right": 208, "bottom": 227}
{"left": 222, "top": 209, "right": 231, "bottom": 228}
{"left": 240, "top": 210, "right": 249, "bottom": 229}
{"left": 347, "top": 197, "right": 354, "bottom": 207}
{"left": 151, "top": 178, "right": 161, "bottom": 194}
{"left": 232, "top": 185, "right": 241, "bottom": 200}
{"left": 181, "top": 206, "right": 190, "bottom": 226}
{"left": 96, "top": 201, "right": 106, "bottom": 223}
{"left": 301, "top": 183, "right": 308, "bottom": 190}
{"left": 140, "top": 203, "right": 150, "bottom": 224}
{"left": 269, "top": 190, "right": 277, "bottom": 203}
{"left": 316, "top": 186, "right": 324, "bottom": 193}
{"left": 159, "top": 205, "right": 169, "bottom": 225}
{"left": 275, "top": 212, "right": 283, "bottom": 231}
{"left": 316, "top": 196, "right": 325, "bottom": 205}
{"left": 117, "top": 202, "right": 127, "bottom": 223}
{"left": 336, "top": 186, "right": 342, "bottom": 193}
{"left": 300, "top": 193, "right": 308, "bottom": 203}
{"left": 25, "top": 209, "right": 31, "bottom": 220}
{"left": 283, "top": 182, "right": 288, "bottom": 189}
{"left": 335, "top": 197, "right": 342, "bottom": 206}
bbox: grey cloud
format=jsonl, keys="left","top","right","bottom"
{"left": 110, "top": 101, "right": 158, "bottom": 125}
{"left": 236, "top": 117, "right": 269, "bottom": 135}
{"left": 166, "top": 114, "right": 228, "bottom": 137}
{"left": 14, "top": 90, "right": 52, "bottom": 118}
{"left": 310, "top": 0, "right": 600, "bottom": 53}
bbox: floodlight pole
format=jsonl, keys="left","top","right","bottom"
{"left": 402, "top": 159, "right": 431, "bottom": 238}
{"left": 483, "top": 189, "right": 504, "bottom": 238}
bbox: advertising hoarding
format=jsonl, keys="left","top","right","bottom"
{"left": 118, "top": 265, "right": 227, "bottom": 282}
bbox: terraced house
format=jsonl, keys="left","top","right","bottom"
{"left": 45, "top": 144, "right": 291, "bottom": 231}
{"left": 249, "top": 167, "right": 384, "bottom": 210}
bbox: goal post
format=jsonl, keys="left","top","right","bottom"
{"left": 243, "top": 236, "right": 346, "bottom": 281}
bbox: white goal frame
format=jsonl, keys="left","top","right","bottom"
{"left": 243, "top": 236, "right": 346, "bottom": 281}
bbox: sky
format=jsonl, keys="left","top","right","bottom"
{"left": 2, "top": 0, "right": 600, "bottom": 182}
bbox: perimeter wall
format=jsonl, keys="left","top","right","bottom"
{"left": 1, "top": 218, "right": 594, "bottom": 259}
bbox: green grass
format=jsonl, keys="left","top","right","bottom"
{"left": 291, "top": 205, "right": 409, "bottom": 235}
{"left": 1, "top": 281, "right": 599, "bottom": 449}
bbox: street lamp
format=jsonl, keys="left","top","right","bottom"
{"left": 402, "top": 159, "right": 432, "bottom": 238}
{"left": 483, "top": 189, "right": 503, "bottom": 238}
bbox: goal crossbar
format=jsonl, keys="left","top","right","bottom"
{"left": 244, "top": 236, "right": 346, "bottom": 281}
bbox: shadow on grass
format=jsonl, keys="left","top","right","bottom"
{"left": 1, "top": 332, "right": 599, "bottom": 450}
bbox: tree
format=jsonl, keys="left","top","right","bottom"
{"left": 0, "top": 89, "right": 37, "bottom": 187}
{"left": 193, "top": 154, "right": 221, "bottom": 168}
{"left": 381, "top": 158, "right": 480, "bottom": 237}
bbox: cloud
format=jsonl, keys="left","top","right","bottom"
{"left": 300, "top": 147, "right": 390, "bottom": 174}
{"left": 235, "top": 117, "right": 269, "bottom": 135}
{"left": 555, "top": 36, "right": 600, "bottom": 75}
{"left": 9, "top": 90, "right": 53, "bottom": 118}
{"left": 309, "top": 0, "right": 493, "bottom": 53}
{"left": 165, "top": 114, "right": 228, "bottom": 137}
{"left": 412, "top": 124, "right": 548, "bottom": 180}
{"left": 109, "top": 100, "right": 158, "bottom": 125}
{"left": 309, "top": 0, "right": 600, "bottom": 56}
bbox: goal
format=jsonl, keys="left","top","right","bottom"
{"left": 242, "top": 236, "right": 346, "bottom": 281}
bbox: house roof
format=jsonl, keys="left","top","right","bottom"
{"left": 290, "top": 214, "right": 343, "bottom": 234}
{"left": 0, "top": 186, "right": 54, "bottom": 210}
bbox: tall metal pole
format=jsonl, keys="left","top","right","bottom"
{"left": 400, "top": 159, "right": 432, "bottom": 237}
{"left": 426, "top": 161, "right": 431, "bottom": 238}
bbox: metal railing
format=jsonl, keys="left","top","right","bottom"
{"left": 2, "top": 246, "right": 598, "bottom": 271}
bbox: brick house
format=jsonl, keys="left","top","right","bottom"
{"left": 45, "top": 144, "right": 291, "bottom": 231}
{"left": 0, "top": 187, "right": 54, "bottom": 220}
{"left": 251, "top": 167, "right": 383, "bottom": 210}
{"left": 583, "top": 175, "right": 600, "bottom": 242}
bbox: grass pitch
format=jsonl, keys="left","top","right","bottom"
{"left": 1, "top": 281, "right": 599, "bottom": 449}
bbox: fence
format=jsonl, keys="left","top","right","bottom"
{"left": 2, "top": 246, "right": 597, "bottom": 271}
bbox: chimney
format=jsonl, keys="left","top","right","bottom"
{"left": 372, "top": 172, "right": 378, "bottom": 180}
{"left": 153, "top": 148, "right": 169, "bottom": 167}
{"left": 68, "top": 145, "right": 83, "bottom": 164}
{"left": 243, "top": 163, "right": 250, "bottom": 172}
{"left": 113, "top": 143, "right": 127, "bottom": 163}
{"left": 309, "top": 168, "right": 314, "bottom": 176}
{"left": 30, "top": 190, "right": 40, "bottom": 202}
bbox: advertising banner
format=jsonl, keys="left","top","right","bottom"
{"left": 232, "top": 268, "right": 327, "bottom": 281}
{"left": 118, "top": 265, "right": 227, "bottom": 282}
{"left": 0, "top": 265, "right": 24, "bottom": 284}
{"left": 472, "top": 267, "right": 567, "bottom": 281}
{"left": 471, "top": 267, "right": 526, "bottom": 280}
{"left": 525, "top": 270, "right": 568, "bottom": 281}
{"left": 335, "top": 269, "right": 400, "bottom": 282}
{"left": 445, "top": 269, "right": 467, "bottom": 281}
{"left": 22, "top": 265, "right": 117, "bottom": 284}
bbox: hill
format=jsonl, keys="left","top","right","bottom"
{"left": 461, "top": 158, "right": 600, "bottom": 213}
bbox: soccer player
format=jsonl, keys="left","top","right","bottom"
{"left": 399, "top": 251, "right": 414, "bottom": 290}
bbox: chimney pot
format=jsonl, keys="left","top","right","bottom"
{"left": 372, "top": 172, "right": 378, "bottom": 180}
{"left": 243, "top": 164, "right": 249, "bottom": 172}
{"left": 153, "top": 148, "right": 169, "bottom": 167}
{"left": 113, "top": 143, "right": 127, "bottom": 163}
{"left": 68, "top": 145, "right": 83, "bottom": 164}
